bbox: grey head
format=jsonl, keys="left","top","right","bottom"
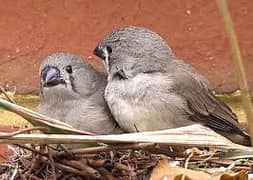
{"left": 93, "top": 26, "right": 175, "bottom": 79}
{"left": 39, "top": 52, "right": 104, "bottom": 101}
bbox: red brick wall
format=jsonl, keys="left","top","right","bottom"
{"left": 0, "top": 0, "right": 252, "bottom": 93}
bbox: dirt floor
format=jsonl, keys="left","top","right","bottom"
{"left": 0, "top": 0, "right": 252, "bottom": 93}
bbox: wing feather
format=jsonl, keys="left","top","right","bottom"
{"left": 171, "top": 64, "right": 248, "bottom": 138}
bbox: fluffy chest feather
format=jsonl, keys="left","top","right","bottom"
{"left": 105, "top": 73, "right": 192, "bottom": 132}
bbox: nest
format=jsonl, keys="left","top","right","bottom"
{"left": 0, "top": 89, "right": 252, "bottom": 179}
{"left": 0, "top": 143, "right": 252, "bottom": 180}
{"left": 0, "top": 144, "right": 160, "bottom": 179}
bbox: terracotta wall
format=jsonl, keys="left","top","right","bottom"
{"left": 0, "top": 0, "right": 252, "bottom": 93}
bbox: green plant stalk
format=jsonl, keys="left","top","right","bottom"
{"left": 217, "top": 0, "right": 253, "bottom": 145}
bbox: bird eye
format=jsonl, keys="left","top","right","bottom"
{"left": 106, "top": 46, "right": 112, "bottom": 54}
{"left": 66, "top": 65, "right": 73, "bottom": 74}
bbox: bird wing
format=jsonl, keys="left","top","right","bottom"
{"left": 171, "top": 66, "right": 248, "bottom": 136}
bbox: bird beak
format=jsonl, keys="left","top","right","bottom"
{"left": 93, "top": 45, "right": 106, "bottom": 60}
{"left": 94, "top": 45, "right": 110, "bottom": 73}
{"left": 41, "top": 66, "right": 65, "bottom": 87}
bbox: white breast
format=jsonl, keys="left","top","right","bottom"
{"left": 105, "top": 73, "right": 193, "bottom": 132}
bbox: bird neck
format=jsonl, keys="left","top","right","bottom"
{"left": 41, "top": 87, "right": 81, "bottom": 103}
